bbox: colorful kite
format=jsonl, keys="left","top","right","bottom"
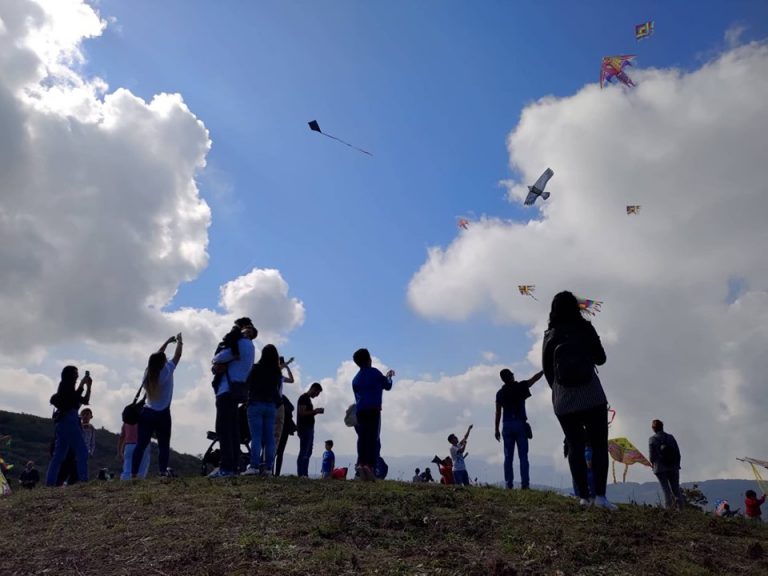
{"left": 524, "top": 168, "right": 554, "bottom": 206}
{"left": 577, "top": 298, "right": 603, "bottom": 316}
{"left": 600, "top": 55, "right": 636, "bottom": 88}
{"left": 608, "top": 437, "right": 651, "bottom": 483}
{"left": 635, "top": 20, "right": 655, "bottom": 41}
{"left": 457, "top": 217, "right": 470, "bottom": 230}
{"left": 518, "top": 285, "right": 538, "bottom": 300}
{"left": 626, "top": 205, "right": 641, "bottom": 215}
{"left": 738, "top": 457, "right": 768, "bottom": 495}
{"left": 308, "top": 120, "right": 372, "bottom": 156}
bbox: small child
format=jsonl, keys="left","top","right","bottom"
{"left": 321, "top": 440, "right": 335, "bottom": 479}
{"left": 432, "top": 455, "right": 454, "bottom": 485}
{"left": 745, "top": 489, "right": 765, "bottom": 521}
{"left": 448, "top": 424, "right": 472, "bottom": 486}
{"left": 117, "top": 422, "right": 150, "bottom": 480}
{"left": 80, "top": 408, "right": 96, "bottom": 457}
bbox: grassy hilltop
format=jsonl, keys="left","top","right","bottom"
{"left": 1, "top": 477, "right": 766, "bottom": 576}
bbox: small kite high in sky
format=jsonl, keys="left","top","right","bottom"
{"left": 518, "top": 285, "right": 538, "bottom": 300}
{"left": 308, "top": 120, "right": 372, "bottom": 156}
{"left": 577, "top": 297, "right": 603, "bottom": 316}
{"left": 626, "top": 205, "right": 641, "bottom": 215}
{"left": 600, "top": 55, "right": 636, "bottom": 88}
{"left": 635, "top": 20, "right": 655, "bottom": 41}
{"left": 608, "top": 437, "right": 651, "bottom": 483}
{"left": 457, "top": 217, "right": 470, "bottom": 230}
{"left": 524, "top": 168, "right": 554, "bottom": 206}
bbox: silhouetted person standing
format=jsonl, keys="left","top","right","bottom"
{"left": 648, "top": 419, "right": 684, "bottom": 510}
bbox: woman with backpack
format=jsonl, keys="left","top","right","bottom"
{"left": 542, "top": 291, "right": 616, "bottom": 510}
{"left": 132, "top": 334, "right": 183, "bottom": 477}
{"left": 243, "top": 344, "right": 283, "bottom": 476}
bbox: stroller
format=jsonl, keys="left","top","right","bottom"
{"left": 200, "top": 404, "right": 252, "bottom": 475}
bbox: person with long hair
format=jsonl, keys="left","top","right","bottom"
{"left": 132, "top": 334, "right": 182, "bottom": 477}
{"left": 542, "top": 291, "right": 616, "bottom": 510}
{"left": 243, "top": 344, "right": 283, "bottom": 475}
{"left": 46, "top": 366, "right": 92, "bottom": 486}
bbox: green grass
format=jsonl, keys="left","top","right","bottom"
{"left": 1, "top": 477, "right": 766, "bottom": 575}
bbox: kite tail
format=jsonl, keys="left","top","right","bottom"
{"left": 323, "top": 133, "right": 373, "bottom": 156}
{"left": 751, "top": 463, "right": 768, "bottom": 495}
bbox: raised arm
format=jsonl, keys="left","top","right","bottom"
{"left": 383, "top": 369, "right": 395, "bottom": 390}
{"left": 282, "top": 361, "right": 295, "bottom": 384}
{"left": 525, "top": 371, "right": 544, "bottom": 387}
{"left": 171, "top": 333, "right": 183, "bottom": 365}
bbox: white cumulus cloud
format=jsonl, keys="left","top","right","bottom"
{"left": 407, "top": 43, "right": 768, "bottom": 482}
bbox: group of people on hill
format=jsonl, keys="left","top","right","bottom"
{"left": 40, "top": 291, "right": 765, "bottom": 520}
{"left": 45, "top": 315, "right": 396, "bottom": 484}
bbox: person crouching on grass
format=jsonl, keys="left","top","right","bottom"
{"left": 448, "top": 425, "right": 472, "bottom": 486}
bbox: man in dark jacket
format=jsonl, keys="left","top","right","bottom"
{"left": 648, "top": 419, "right": 684, "bottom": 510}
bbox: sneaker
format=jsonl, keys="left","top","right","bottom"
{"left": 593, "top": 496, "right": 618, "bottom": 511}
{"left": 241, "top": 466, "right": 260, "bottom": 476}
{"left": 208, "top": 468, "right": 234, "bottom": 479}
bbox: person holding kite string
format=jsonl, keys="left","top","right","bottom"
{"left": 542, "top": 291, "right": 615, "bottom": 510}
{"left": 494, "top": 368, "right": 543, "bottom": 489}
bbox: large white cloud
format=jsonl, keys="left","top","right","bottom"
{"left": 407, "top": 43, "right": 768, "bottom": 481}
{"left": 0, "top": 1, "right": 306, "bottom": 456}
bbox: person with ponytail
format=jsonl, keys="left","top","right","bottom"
{"left": 132, "top": 334, "right": 183, "bottom": 477}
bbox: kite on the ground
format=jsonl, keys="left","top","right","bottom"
{"left": 524, "top": 168, "right": 554, "bottom": 206}
{"left": 738, "top": 457, "right": 768, "bottom": 495}
{"left": 308, "top": 120, "right": 372, "bottom": 156}
{"left": 600, "top": 55, "right": 636, "bottom": 88}
{"left": 577, "top": 297, "right": 603, "bottom": 316}
{"left": 635, "top": 21, "right": 655, "bottom": 41}
{"left": 626, "top": 205, "right": 641, "bottom": 215}
{"left": 457, "top": 217, "right": 470, "bottom": 230}
{"left": 608, "top": 437, "right": 651, "bottom": 483}
{"left": 518, "top": 285, "right": 538, "bottom": 300}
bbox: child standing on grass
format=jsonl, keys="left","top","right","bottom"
{"left": 448, "top": 425, "right": 473, "bottom": 486}
{"left": 321, "top": 440, "right": 335, "bottom": 479}
{"left": 117, "top": 421, "right": 150, "bottom": 480}
{"left": 745, "top": 489, "right": 765, "bottom": 521}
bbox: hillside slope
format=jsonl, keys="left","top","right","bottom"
{"left": 0, "top": 410, "right": 202, "bottom": 480}
{"left": 1, "top": 477, "right": 766, "bottom": 576}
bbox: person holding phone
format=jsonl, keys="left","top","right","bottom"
{"left": 296, "top": 382, "right": 324, "bottom": 477}
{"left": 132, "top": 334, "right": 183, "bottom": 477}
{"left": 46, "top": 366, "right": 92, "bottom": 486}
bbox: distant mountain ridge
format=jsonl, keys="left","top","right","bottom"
{"left": 0, "top": 410, "right": 202, "bottom": 482}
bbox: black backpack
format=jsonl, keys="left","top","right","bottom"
{"left": 553, "top": 330, "right": 595, "bottom": 388}
{"left": 122, "top": 382, "right": 146, "bottom": 425}
{"left": 659, "top": 434, "right": 678, "bottom": 467}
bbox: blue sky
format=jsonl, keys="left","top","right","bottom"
{"left": 3, "top": 0, "right": 768, "bottom": 482}
{"left": 79, "top": 0, "right": 768, "bottom": 382}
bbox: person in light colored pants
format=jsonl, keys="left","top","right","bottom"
{"left": 118, "top": 422, "right": 150, "bottom": 480}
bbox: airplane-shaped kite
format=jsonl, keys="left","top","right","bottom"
{"left": 518, "top": 285, "right": 538, "bottom": 300}
{"left": 626, "top": 205, "right": 641, "bottom": 215}
{"left": 308, "top": 120, "right": 372, "bottom": 156}
{"left": 524, "top": 168, "right": 554, "bottom": 206}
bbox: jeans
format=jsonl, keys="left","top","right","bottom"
{"left": 46, "top": 409, "right": 89, "bottom": 486}
{"left": 502, "top": 420, "right": 529, "bottom": 489}
{"left": 247, "top": 402, "right": 277, "bottom": 470}
{"left": 655, "top": 470, "right": 684, "bottom": 509}
{"left": 122, "top": 443, "right": 150, "bottom": 480}
{"left": 454, "top": 469, "right": 470, "bottom": 486}
{"left": 215, "top": 393, "right": 240, "bottom": 473}
{"left": 356, "top": 409, "right": 381, "bottom": 468}
{"left": 297, "top": 427, "right": 314, "bottom": 477}
{"left": 133, "top": 407, "right": 171, "bottom": 475}
{"left": 557, "top": 404, "right": 609, "bottom": 499}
